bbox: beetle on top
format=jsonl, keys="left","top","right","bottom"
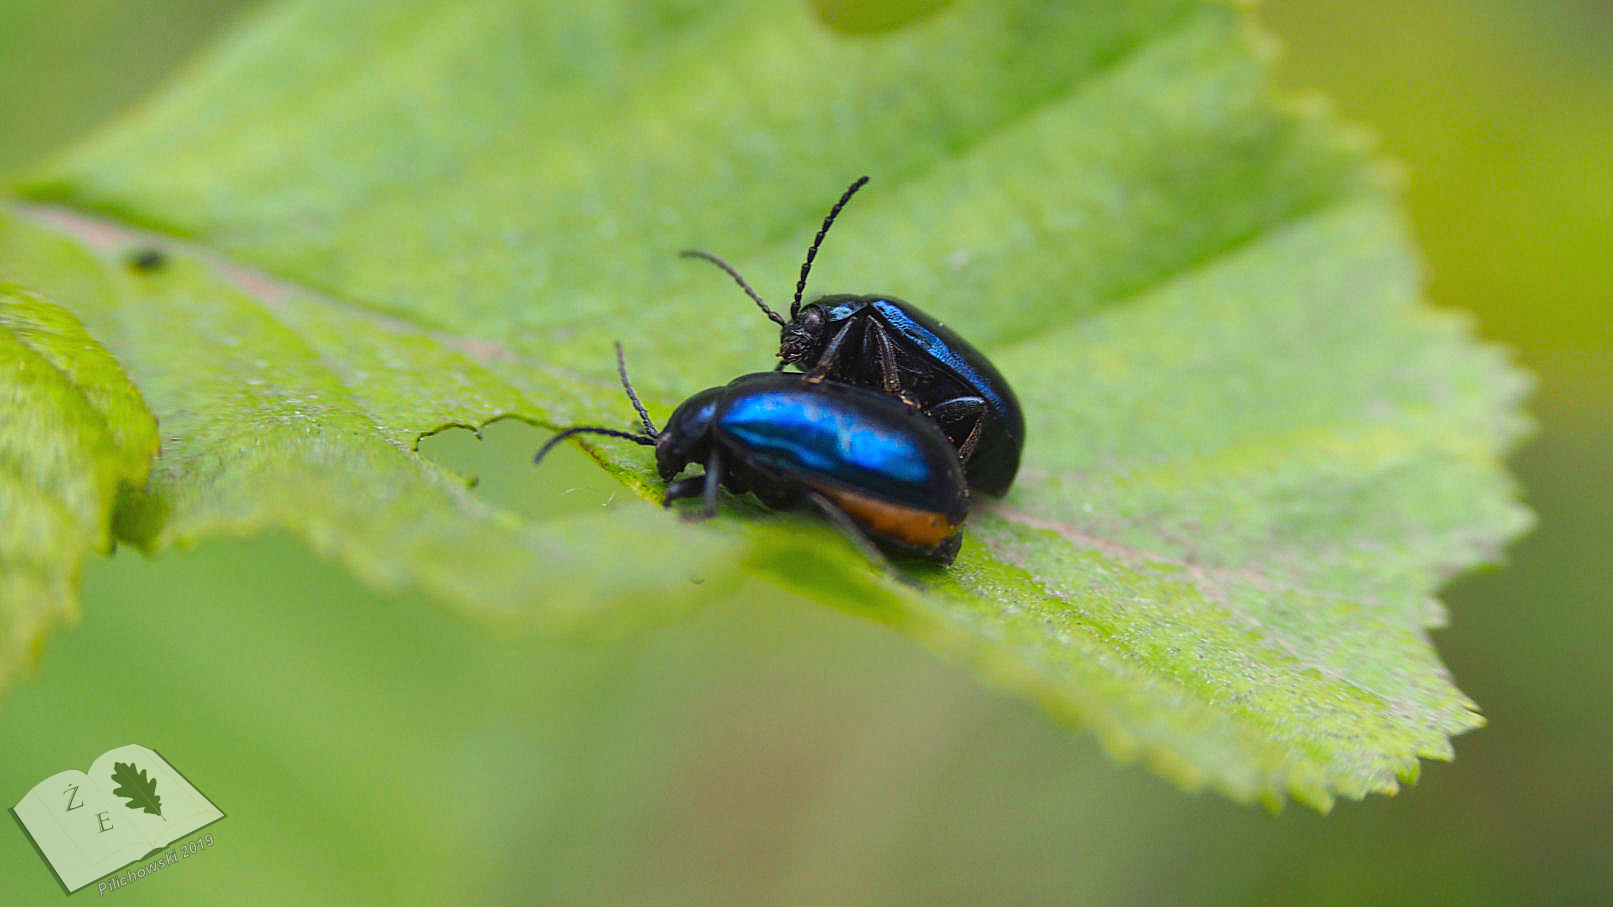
{"left": 680, "top": 176, "right": 1026, "bottom": 497}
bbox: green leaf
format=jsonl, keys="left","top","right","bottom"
{"left": 0, "top": 284, "right": 157, "bottom": 694}
{"left": 109, "top": 761, "right": 164, "bottom": 818}
{"left": 0, "top": 0, "right": 1530, "bottom": 808}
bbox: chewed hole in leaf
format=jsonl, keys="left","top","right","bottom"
{"left": 416, "top": 420, "right": 627, "bottom": 521}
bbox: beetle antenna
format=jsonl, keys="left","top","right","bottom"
{"left": 534, "top": 342, "right": 661, "bottom": 466}
{"left": 533, "top": 426, "right": 656, "bottom": 467}
{"left": 614, "top": 341, "right": 658, "bottom": 436}
{"left": 793, "top": 175, "right": 869, "bottom": 318}
{"left": 679, "top": 249, "right": 787, "bottom": 327}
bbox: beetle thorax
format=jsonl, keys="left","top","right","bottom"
{"left": 655, "top": 386, "right": 723, "bottom": 478}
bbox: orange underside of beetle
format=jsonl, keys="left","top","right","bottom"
{"left": 809, "top": 484, "right": 961, "bottom": 548}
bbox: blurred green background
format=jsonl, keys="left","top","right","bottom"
{"left": 1, "top": 1, "right": 1607, "bottom": 903}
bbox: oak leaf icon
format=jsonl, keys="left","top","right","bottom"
{"left": 110, "top": 762, "right": 164, "bottom": 819}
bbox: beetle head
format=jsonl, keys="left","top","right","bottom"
{"left": 779, "top": 304, "right": 827, "bottom": 366}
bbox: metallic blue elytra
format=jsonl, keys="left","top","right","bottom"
{"left": 656, "top": 373, "right": 969, "bottom": 563}
{"left": 534, "top": 354, "right": 970, "bottom": 565}
{"left": 723, "top": 391, "right": 938, "bottom": 488}
{"left": 689, "top": 374, "right": 962, "bottom": 506}
{"left": 681, "top": 176, "right": 1026, "bottom": 497}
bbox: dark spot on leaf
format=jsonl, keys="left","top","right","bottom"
{"left": 811, "top": 0, "right": 951, "bottom": 35}
{"left": 127, "top": 248, "right": 166, "bottom": 272}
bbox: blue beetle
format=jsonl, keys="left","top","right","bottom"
{"left": 534, "top": 344, "right": 970, "bottom": 563}
{"left": 680, "top": 176, "right": 1026, "bottom": 496}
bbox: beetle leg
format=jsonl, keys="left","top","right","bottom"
{"left": 956, "top": 412, "right": 986, "bottom": 462}
{"left": 804, "top": 318, "right": 858, "bottom": 383}
{"left": 802, "top": 490, "right": 893, "bottom": 569}
{"left": 661, "top": 476, "right": 705, "bottom": 508}
{"left": 664, "top": 454, "right": 726, "bottom": 518}
{"left": 926, "top": 396, "right": 990, "bottom": 463}
{"left": 863, "top": 319, "right": 915, "bottom": 404}
{"left": 700, "top": 450, "right": 723, "bottom": 519}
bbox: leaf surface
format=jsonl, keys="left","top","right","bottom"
{"left": 0, "top": 0, "right": 1530, "bottom": 807}
{"left": 0, "top": 284, "right": 157, "bottom": 693}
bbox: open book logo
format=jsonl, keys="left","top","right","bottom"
{"left": 11, "top": 744, "right": 224, "bottom": 894}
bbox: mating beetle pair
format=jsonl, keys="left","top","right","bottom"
{"left": 535, "top": 178, "right": 1024, "bottom": 564}
{"left": 536, "top": 349, "right": 971, "bottom": 562}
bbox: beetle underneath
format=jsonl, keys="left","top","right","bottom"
{"left": 534, "top": 343, "right": 970, "bottom": 564}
